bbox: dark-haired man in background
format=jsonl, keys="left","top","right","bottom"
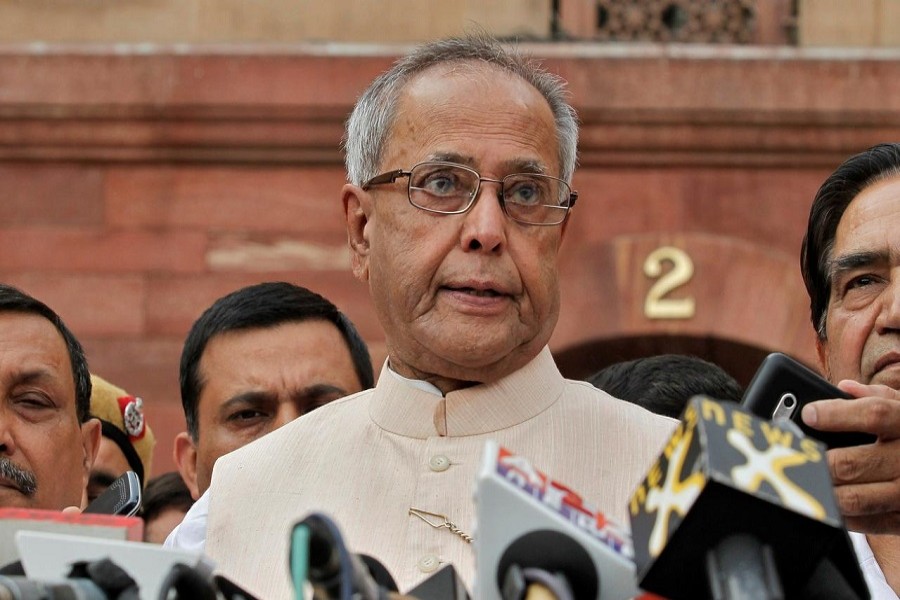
{"left": 166, "top": 281, "right": 373, "bottom": 551}
{"left": 0, "top": 283, "right": 100, "bottom": 511}
{"left": 587, "top": 354, "right": 743, "bottom": 419}
{"left": 141, "top": 472, "right": 194, "bottom": 544}
{"left": 799, "top": 143, "right": 900, "bottom": 597}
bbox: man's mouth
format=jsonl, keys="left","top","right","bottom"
{"left": 873, "top": 352, "right": 900, "bottom": 376}
{"left": 0, "top": 458, "right": 37, "bottom": 497}
{"left": 452, "top": 287, "right": 503, "bottom": 298}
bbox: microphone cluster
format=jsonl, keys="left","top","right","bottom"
{"left": 292, "top": 396, "right": 870, "bottom": 600}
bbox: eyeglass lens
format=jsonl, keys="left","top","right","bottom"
{"left": 407, "top": 163, "right": 570, "bottom": 225}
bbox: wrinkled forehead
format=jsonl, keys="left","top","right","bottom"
{"left": 836, "top": 176, "right": 900, "bottom": 248}
{"left": 0, "top": 311, "right": 76, "bottom": 393}
{"left": 0, "top": 309, "right": 68, "bottom": 353}
{"left": 382, "top": 61, "right": 559, "bottom": 171}
{"left": 398, "top": 59, "right": 552, "bottom": 118}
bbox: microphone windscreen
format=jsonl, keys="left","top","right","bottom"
{"left": 629, "top": 396, "right": 867, "bottom": 600}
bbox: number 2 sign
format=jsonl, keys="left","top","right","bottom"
{"left": 643, "top": 246, "right": 696, "bottom": 320}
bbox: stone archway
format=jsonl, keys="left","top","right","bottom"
{"left": 554, "top": 333, "right": 782, "bottom": 388}
{"left": 552, "top": 232, "right": 821, "bottom": 376}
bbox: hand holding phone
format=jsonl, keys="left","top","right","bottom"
{"left": 83, "top": 471, "right": 142, "bottom": 516}
{"left": 741, "top": 353, "right": 877, "bottom": 449}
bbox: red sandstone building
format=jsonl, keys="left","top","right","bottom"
{"left": 1, "top": 1, "right": 898, "bottom": 473}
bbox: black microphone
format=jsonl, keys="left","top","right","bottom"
{"left": 629, "top": 395, "right": 869, "bottom": 600}
{"left": 406, "top": 564, "right": 470, "bottom": 600}
{"left": 291, "top": 512, "right": 394, "bottom": 600}
{"left": 474, "top": 440, "right": 639, "bottom": 600}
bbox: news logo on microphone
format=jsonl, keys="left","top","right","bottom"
{"left": 475, "top": 440, "right": 638, "bottom": 600}
{"left": 629, "top": 395, "right": 854, "bottom": 599}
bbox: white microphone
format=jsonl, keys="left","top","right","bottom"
{"left": 474, "top": 440, "right": 639, "bottom": 600}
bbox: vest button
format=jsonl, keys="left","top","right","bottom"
{"left": 417, "top": 554, "right": 441, "bottom": 573}
{"left": 429, "top": 454, "right": 451, "bottom": 472}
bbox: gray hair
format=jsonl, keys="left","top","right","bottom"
{"left": 344, "top": 34, "right": 579, "bottom": 186}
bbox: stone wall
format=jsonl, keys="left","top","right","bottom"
{"left": 3, "top": 43, "right": 899, "bottom": 474}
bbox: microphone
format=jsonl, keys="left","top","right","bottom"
{"left": 0, "top": 507, "right": 143, "bottom": 568}
{"left": 291, "top": 512, "right": 396, "bottom": 600}
{"left": 13, "top": 529, "right": 215, "bottom": 600}
{"left": 292, "top": 512, "right": 471, "bottom": 600}
{"left": 629, "top": 395, "right": 869, "bottom": 600}
{"left": 474, "top": 440, "right": 639, "bottom": 600}
{"left": 406, "top": 564, "right": 470, "bottom": 600}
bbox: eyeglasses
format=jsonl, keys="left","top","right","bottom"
{"left": 362, "top": 161, "right": 577, "bottom": 226}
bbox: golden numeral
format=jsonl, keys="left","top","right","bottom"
{"left": 643, "top": 246, "right": 696, "bottom": 320}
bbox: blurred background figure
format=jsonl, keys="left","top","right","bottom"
{"left": 0, "top": 283, "right": 100, "bottom": 511}
{"left": 87, "top": 374, "right": 155, "bottom": 502}
{"left": 587, "top": 354, "right": 743, "bottom": 419}
{"left": 173, "top": 281, "right": 373, "bottom": 500}
{"left": 166, "top": 281, "right": 374, "bottom": 552}
{"left": 140, "top": 472, "right": 194, "bottom": 544}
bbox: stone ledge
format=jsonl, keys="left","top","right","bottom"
{"left": 0, "top": 45, "right": 898, "bottom": 167}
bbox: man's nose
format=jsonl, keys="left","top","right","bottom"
{"left": 460, "top": 183, "right": 507, "bottom": 253}
{"left": 0, "top": 412, "right": 14, "bottom": 455}
{"left": 274, "top": 403, "right": 303, "bottom": 429}
{"left": 876, "top": 270, "right": 900, "bottom": 334}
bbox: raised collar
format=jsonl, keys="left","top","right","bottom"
{"left": 369, "top": 346, "right": 564, "bottom": 438}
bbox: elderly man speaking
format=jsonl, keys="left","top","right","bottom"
{"left": 205, "top": 35, "right": 674, "bottom": 596}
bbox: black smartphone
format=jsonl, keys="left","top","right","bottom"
{"left": 741, "top": 352, "right": 877, "bottom": 449}
{"left": 82, "top": 470, "right": 142, "bottom": 516}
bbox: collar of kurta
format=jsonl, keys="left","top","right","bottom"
{"left": 369, "top": 346, "right": 565, "bottom": 438}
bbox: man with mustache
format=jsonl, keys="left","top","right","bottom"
{"left": 799, "top": 143, "right": 900, "bottom": 598}
{"left": 0, "top": 284, "right": 100, "bottom": 511}
{"left": 203, "top": 34, "right": 675, "bottom": 597}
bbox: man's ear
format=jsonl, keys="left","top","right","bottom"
{"left": 559, "top": 212, "right": 571, "bottom": 243}
{"left": 79, "top": 418, "right": 102, "bottom": 508}
{"left": 343, "top": 183, "right": 372, "bottom": 282}
{"left": 174, "top": 431, "right": 201, "bottom": 500}
{"left": 815, "top": 335, "right": 831, "bottom": 381}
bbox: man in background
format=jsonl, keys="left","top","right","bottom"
{"left": 87, "top": 374, "right": 155, "bottom": 503}
{"left": 0, "top": 283, "right": 100, "bottom": 511}
{"left": 587, "top": 354, "right": 743, "bottom": 419}
{"left": 166, "top": 281, "right": 373, "bottom": 550}
{"left": 141, "top": 472, "right": 194, "bottom": 544}
{"left": 799, "top": 143, "right": 900, "bottom": 597}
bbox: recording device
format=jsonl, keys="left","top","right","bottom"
{"left": 0, "top": 508, "right": 142, "bottom": 567}
{"left": 741, "top": 353, "right": 876, "bottom": 449}
{"left": 290, "top": 512, "right": 470, "bottom": 600}
{"left": 474, "top": 440, "right": 639, "bottom": 600}
{"left": 1, "top": 560, "right": 253, "bottom": 600}
{"left": 291, "top": 512, "right": 394, "bottom": 600}
{"left": 16, "top": 530, "right": 215, "bottom": 600}
{"left": 83, "top": 471, "right": 141, "bottom": 517}
{"left": 406, "top": 564, "right": 469, "bottom": 600}
{"left": 629, "top": 395, "right": 869, "bottom": 600}
{"left": 0, "top": 573, "right": 108, "bottom": 599}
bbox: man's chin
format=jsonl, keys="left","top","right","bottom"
{"left": 0, "top": 486, "right": 35, "bottom": 509}
{"left": 870, "top": 368, "right": 900, "bottom": 391}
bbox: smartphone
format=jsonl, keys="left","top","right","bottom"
{"left": 741, "top": 352, "right": 877, "bottom": 449}
{"left": 82, "top": 471, "right": 142, "bottom": 516}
